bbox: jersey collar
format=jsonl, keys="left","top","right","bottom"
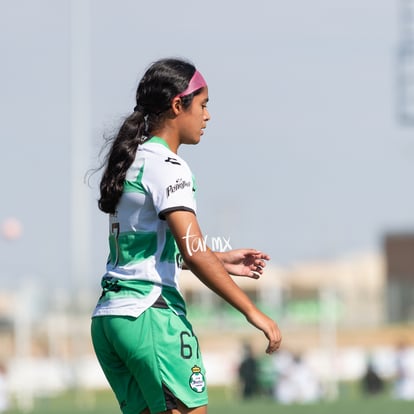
{"left": 147, "top": 136, "right": 170, "bottom": 150}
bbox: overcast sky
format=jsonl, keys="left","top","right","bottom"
{"left": 1, "top": 0, "right": 413, "bottom": 294}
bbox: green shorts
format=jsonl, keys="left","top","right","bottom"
{"left": 91, "top": 306, "right": 208, "bottom": 414}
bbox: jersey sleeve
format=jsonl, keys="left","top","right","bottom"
{"left": 142, "top": 155, "right": 197, "bottom": 220}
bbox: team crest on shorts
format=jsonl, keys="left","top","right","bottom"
{"left": 189, "top": 365, "right": 205, "bottom": 393}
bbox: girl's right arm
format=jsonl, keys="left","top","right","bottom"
{"left": 165, "top": 210, "right": 282, "bottom": 354}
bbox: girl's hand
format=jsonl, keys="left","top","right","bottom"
{"left": 245, "top": 308, "right": 282, "bottom": 354}
{"left": 218, "top": 249, "right": 270, "bottom": 279}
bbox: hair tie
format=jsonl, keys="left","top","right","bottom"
{"left": 143, "top": 114, "right": 149, "bottom": 136}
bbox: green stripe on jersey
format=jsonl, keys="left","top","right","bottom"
{"left": 109, "top": 231, "right": 157, "bottom": 266}
{"left": 124, "top": 164, "right": 146, "bottom": 193}
{"left": 160, "top": 230, "right": 180, "bottom": 263}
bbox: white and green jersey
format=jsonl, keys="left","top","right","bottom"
{"left": 92, "top": 136, "right": 196, "bottom": 318}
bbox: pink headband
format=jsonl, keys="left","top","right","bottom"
{"left": 176, "top": 70, "right": 207, "bottom": 98}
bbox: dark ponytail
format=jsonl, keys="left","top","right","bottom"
{"left": 97, "top": 58, "right": 197, "bottom": 214}
{"left": 98, "top": 110, "right": 146, "bottom": 214}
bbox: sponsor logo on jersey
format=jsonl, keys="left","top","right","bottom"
{"left": 189, "top": 365, "right": 206, "bottom": 393}
{"left": 165, "top": 156, "right": 181, "bottom": 165}
{"left": 166, "top": 178, "right": 191, "bottom": 197}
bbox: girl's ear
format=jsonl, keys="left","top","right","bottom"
{"left": 171, "top": 97, "right": 183, "bottom": 115}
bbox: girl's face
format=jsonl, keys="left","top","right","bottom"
{"left": 177, "top": 87, "right": 210, "bottom": 146}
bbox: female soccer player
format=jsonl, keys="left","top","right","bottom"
{"left": 91, "top": 58, "right": 282, "bottom": 414}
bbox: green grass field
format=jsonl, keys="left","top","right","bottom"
{"left": 5, "top": 386, "right": 414, "bottom": 414}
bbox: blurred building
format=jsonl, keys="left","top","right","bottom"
{"left": 385, "top": 232, "right": 414, "bottom": 323}
{"left": 180, "top": 252, "right": 386, "bottom": 331}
